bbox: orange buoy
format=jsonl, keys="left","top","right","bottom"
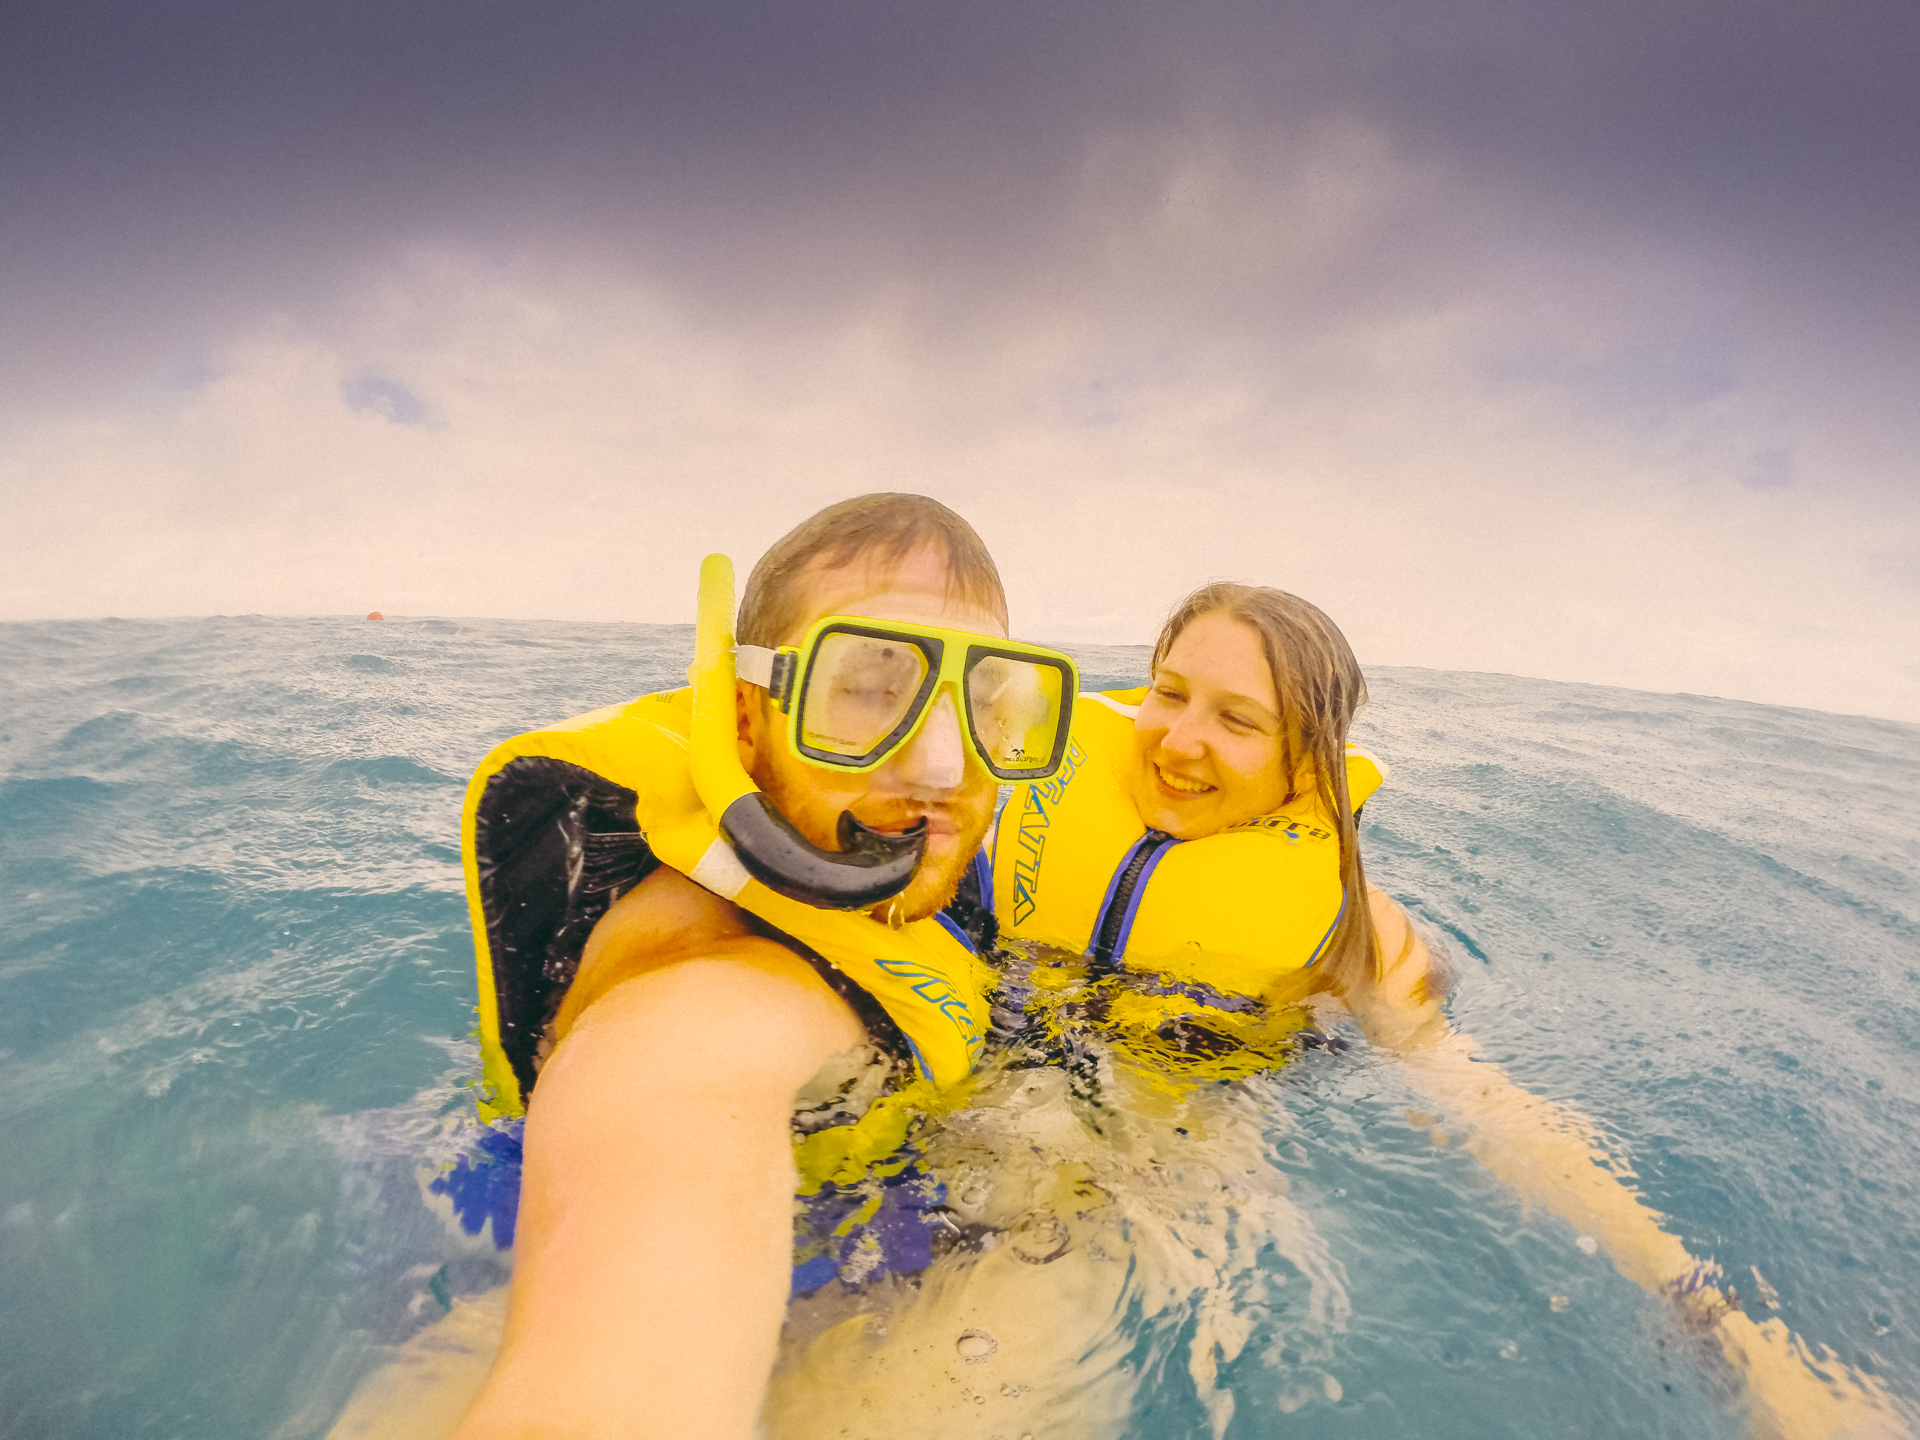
{"left": 366, "top": 611, "right": 385, "bottom": 621}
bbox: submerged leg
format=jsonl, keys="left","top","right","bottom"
{"left": 765, "top": 1238, "right": 1140, "bottom": 1440}
{"left": 767, "top": 1063, "right": 1351, "bottom": 1440}
{"left": 325, "top": 1287, "right": 507, "bottom": 1440}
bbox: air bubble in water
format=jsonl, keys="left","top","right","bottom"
{"left": 956, "top": 1329, "right": 997, "bottom": 1363}
{"left": 1010, "top": 1214, "right": 1070, "bottom": 1264}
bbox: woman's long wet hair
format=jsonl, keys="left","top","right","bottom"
{"left": 1150, "top": 583, "right": 1382, "bottom": 998}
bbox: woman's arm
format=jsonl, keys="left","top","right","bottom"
{"left": 1348, "top": 887, "right": 1907, "bottom": 1440}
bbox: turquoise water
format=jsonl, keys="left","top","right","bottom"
{"left": 1, "top": 616, "right": 1915, "bottom": 1438}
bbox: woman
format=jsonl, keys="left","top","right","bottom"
{"left": 978, "top": 581, "right": 1903, "bottom": 1440}
{"left": 990, "top": 582, "right": 1417, "bottom": 1068}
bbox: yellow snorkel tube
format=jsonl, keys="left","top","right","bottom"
{"left": 691, "top": 553, "right": 927, "bottom": 910}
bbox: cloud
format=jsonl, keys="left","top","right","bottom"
{"left": 3, "top": 1, "right": 1917, "bottom": 423}
{"left": 1, "top": 3, "right": 1916, "bottom": 719}
{"left": 3, "top": 199, "right": 1916, "bottom": 720}
{"left": 1480, "top": 345, "right": 1741, "bottom": 424}
{"left": 340, "top": 369, "right": 442, "bottom": 428}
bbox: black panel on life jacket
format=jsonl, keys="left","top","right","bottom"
{"left": 473, "top": 756, "right": 658, "bottom": 1098}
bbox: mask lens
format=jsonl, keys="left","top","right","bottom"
{"left": 799, "top": 632, "right": 930, "bottom": 760}
{"left": 966, "top": 653, "right": 1067, "bottom": 775}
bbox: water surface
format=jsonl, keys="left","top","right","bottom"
{"left": 1, "top": 616, "right": 1914, "bottom": 1437}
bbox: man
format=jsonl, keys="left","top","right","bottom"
{"left": 453, "top": 494, "right": 1029, "bottom": 1440}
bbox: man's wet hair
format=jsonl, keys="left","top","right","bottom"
{"left": 737, "top": 493, "right": 1009, "bottom": 647}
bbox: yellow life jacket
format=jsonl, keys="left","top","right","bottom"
{"left": 990, "top": 687, "right": 1387, "bottom": 1000}
{"left": 460, "top": 686, "right": 994, "bottom": 1124}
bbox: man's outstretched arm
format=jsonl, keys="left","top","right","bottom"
{"left": 453, "top": 939, "right": 864, "bottom": 1440}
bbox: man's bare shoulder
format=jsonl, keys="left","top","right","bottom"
{"left": 590, "top": 865, "right": 757, "bottom": 969}
{"left": 550, "top": 866, "right": 866, "bottom": 1084}
{"left": 557, "top": 866, "right": 771, "bottom": 1036}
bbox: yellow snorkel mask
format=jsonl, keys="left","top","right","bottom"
{"left": 689, "top": 554, "right": 1078, "bottom": 910}
{"left": 736, "top": 615, "right": 1077, "bottom": 782}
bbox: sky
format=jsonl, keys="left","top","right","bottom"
{"left": 2, "top": 0, "right": 1917, "bottom": 721}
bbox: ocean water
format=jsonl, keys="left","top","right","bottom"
{"left": 1, "top": 615, "right": 1915, "bottom": 1438}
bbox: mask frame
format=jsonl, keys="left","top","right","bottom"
{"left": 737, "top": 616, "right": 1078, "bottom": 782}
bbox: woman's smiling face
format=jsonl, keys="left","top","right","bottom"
{"left": 1129, "top": 610, "right": 1290, "bottom": 839}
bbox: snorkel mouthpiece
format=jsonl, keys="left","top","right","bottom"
{"left": 716, "top": 794, "right": 928, "bottom": 910}
{"left": 691, "top": 553, "right": 926, "bottom": 911}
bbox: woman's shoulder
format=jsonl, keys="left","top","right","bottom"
{"left": 1077, "top": 685, "right": 1149, "bottom": 720}
{"left": 1364, "top": 886, "right": 1448, "bottom": 1015}
{"left": 1066, "top": 688, "right": 1146, "bottom": 765}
